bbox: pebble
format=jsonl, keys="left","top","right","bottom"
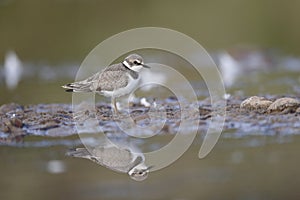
{"left": 240, "top": 96, "right": 273, "bottom": 112}
{"left": 267, "top": 97, "right": 300, "bottom": 114}
{"left": 10, "top": 118, "right": 23, "bottom": 128}
{"left": 0, "top": 103, "right": 22, "bottom": 114}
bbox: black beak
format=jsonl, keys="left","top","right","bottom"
{"left": 145, "top": 165, "right": 154, "bottom": 171}
{"left": 142, "top": 64, "right": 150, "bottom": 68}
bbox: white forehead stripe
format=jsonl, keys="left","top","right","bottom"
{"left": 123, "top": 60, "right": 130, "bottom": 68}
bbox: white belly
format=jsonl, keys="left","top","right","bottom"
{"left": 101, "top": 74, "right": 140, "bottom": 98}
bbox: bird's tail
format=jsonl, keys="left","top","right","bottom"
{"left": 66, "top": 148, "right": 92, "bottom": 159}
{"left": 62, "top": 81, "right": 92, "bottom": 92}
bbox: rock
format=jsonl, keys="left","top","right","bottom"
{"left": 0, "top": 119, "right": 11, "bottom": 133}
{"left": 10, "top": 118, "right": 23, "bottom": 128}
{"left": 267, "top": 97, "right": 300, "bottom": 114}
{"left": 0, "top": 103, "right": 23, "bottom": 114}
{"left": 199, "top": 107, "right": 212, "bottom": 120}
{"left": 29, "top": 119, "right": 60, "bottom": 130}
{"left": 240, "top": 96, "right": 273, "bottom": 112}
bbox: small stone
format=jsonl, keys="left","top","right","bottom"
{"left": 267, "top": 97, "right": 300, "bottom": 114}
{"left": 0, "top": 103, "right": 22, "bottom": 114}
{"left": 2, "top": 119, "right": 12, "bottom": 133}
{"left": 1, "top": 123, "right": 10, "bottom": 133}
{"left": 10, "top": 118, "right": 23, "bottom": 128}
{"left": 199, "top": 107, "right": 211, "bottom": 116}
{"left": 240, "top": 96, "right": 273, "bottom": 112}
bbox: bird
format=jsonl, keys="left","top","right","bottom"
{"left": 62, "top": 54, "right": 150, "bottom": 113}
{"left": 4, "top": 50, "right": 23, "bottom": 90}
{"left": 66, "top": 145, "right": 152, "bottom": 181}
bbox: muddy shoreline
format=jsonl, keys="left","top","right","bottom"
{"left": 0, "top": 95, "right": 299, "bottom": 144}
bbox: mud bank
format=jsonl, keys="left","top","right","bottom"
{"left": 0, "top": 96, "right": 299, "bottom": 144}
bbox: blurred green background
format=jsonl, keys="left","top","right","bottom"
{"left": 0, "top": 0, "right": 300, "bottom": 64}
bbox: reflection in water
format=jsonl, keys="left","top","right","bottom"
{"left": 66, "top": 142, "right": 151, "bottom": 181}
{"left": 70, "top": 101, "right": 153, "bottom": 181}
{"left": 1, "top": 136, "right": 300, "bottom": 200}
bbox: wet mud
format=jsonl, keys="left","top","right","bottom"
{"left": 0, "top": 95, "right": 299, "bottom": 144}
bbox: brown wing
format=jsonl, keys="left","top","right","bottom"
{"left": 62, "top": 71, "right": 101, "bottom": 92}
{"left": 93, "top": 64, "right": 129, "bottom": 92}
{"left": 66, "top": 147, "right": 143, "bottom": 174}
{"left": 63, "top": 63, "right": 130, "bottom": 92}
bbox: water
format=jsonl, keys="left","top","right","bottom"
{"left": 0, "top": 54, "right": 300, "bottom": 199}
{"left": 1, "top": 1, "right": 300, "bottom": 199}
{"left": 1, "top": 135, "right": 300, "bottom": 200}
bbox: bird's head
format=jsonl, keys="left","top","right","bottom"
{"left": 128, "top": 164, "right": 153, "bottom": 181}
{"left": 122, "top": 54, "right": 150, "bottom": 72}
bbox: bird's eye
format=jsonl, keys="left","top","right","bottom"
{"left": 133, "top": 60, "right": 140, "bottom": 65}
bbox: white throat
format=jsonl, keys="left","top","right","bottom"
{"left": 128, "top": 163, "right": 147, "bottom": 176}
{"left": 130, "top": 65, "right": 143, "bottom": 72}
{"left": 122, "top": 60, "right": 131, "bottom": 68}
{"left": 123, "top": 60, "right": 143, "bottom": 72}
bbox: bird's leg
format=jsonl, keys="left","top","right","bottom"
{"left": 112, "top": 97, "right": 119, "bottom": 114}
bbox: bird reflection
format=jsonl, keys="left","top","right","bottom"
{"left": 67, "top": 142, "right": 151, "bottom": 181}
